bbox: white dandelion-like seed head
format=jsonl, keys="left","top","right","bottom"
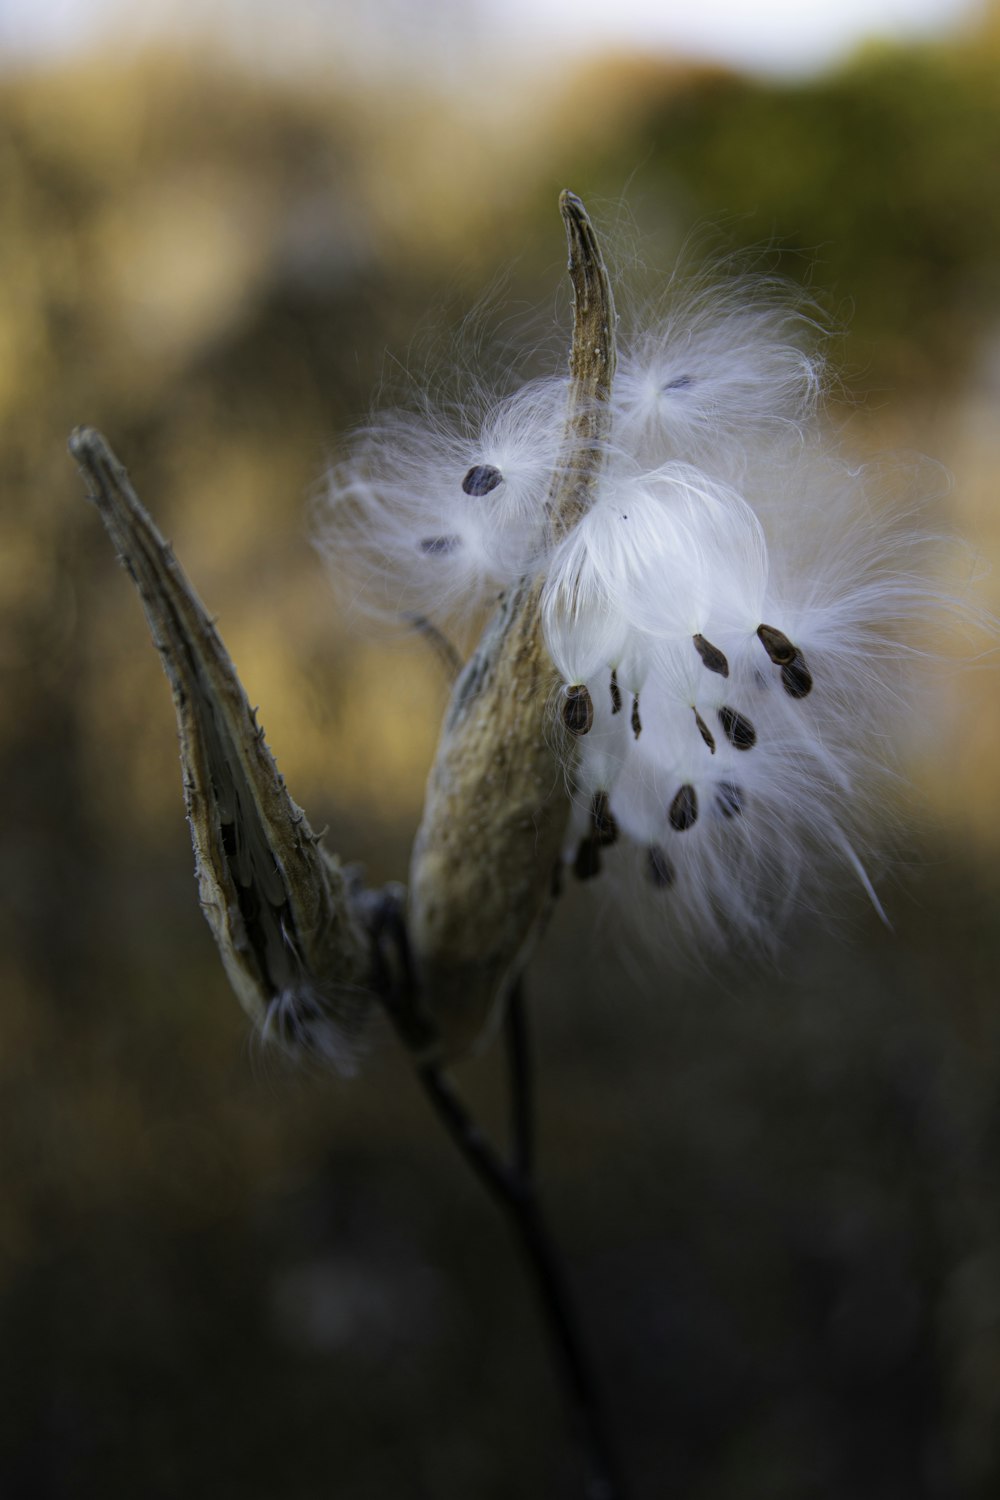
{"left": 319, "top": 234, "right": 958, "bottom": 957}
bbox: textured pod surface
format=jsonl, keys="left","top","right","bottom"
{"left": 407, "top": 574, "right": 570, "bottom": 1055}
{"left": 407, "top": 192, "right": 617, "bottom": 1057}
{"left": 69, "top": 427, "right": 372, "bottom": 1069}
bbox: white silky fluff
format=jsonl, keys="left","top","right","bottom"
{"left": 612, "top": 282, "right": 825, "bottom": 483}
{"left": 322, "top": 378, "right": 567, "bottom": 626}
{"left": 319, "top": 271, "right": 955, "bottom": 949}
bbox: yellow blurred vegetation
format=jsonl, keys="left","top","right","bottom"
{"left": 2, "top": 32, "right": 999, "bottom": 878}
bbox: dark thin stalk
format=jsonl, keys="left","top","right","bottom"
{"left": 417, "top": 1050, "right": 627, "bottom": 1500}
{"left": 370, "top": 887, "right": 627, "bottom": 1496}
{"left": 505, "top": 978, "right": 535, "bottom": 1180}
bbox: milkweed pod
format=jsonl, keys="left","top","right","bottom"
{"left": 406, "top": 191, "right": 617, "bottom": 1061}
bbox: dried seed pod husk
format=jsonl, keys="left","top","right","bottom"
{"left": 407, "top": 191, "right": 616, "bottom": 1059}
{"left": 69, "top": 427, "right": 374, "bottom": 1069}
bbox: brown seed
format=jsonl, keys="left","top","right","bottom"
{"left": 419, "top": 534, "right": 460, "bottom": 555}
{"left": 647, "top": 845, "right": 675, "bottom": 888}
{"left": 693, "top": 708, "right": 716, "bottom": 754}
{"left": 757, "top": 623, "right": 797, "bottom": 665}
{"left": 718, "top": 706, "right": 757, "bottom": 750}
{"left": 631, "top": 695, "right": 642, "bottom": 740}
{"left": 716, "top": 782, "right": 744, "bottom": 819}
{"left": 781, "top": 652, "right": 813, "bottom": 700}
{"left": 562, "top": 684, "right": 594, "bottom": 736}
{"left": 669, "top": 783, "right": 698, "bottom": 832}
{"left": 693, "top": 634, "right": 730, "bottom": 678}
{"left": 462, "top": 463, "right": 503, "bottom": 496}
{"left": 573, "top": 837, "right": 601, "bottom": 882}
{"left": 591, "top": 790, "right": 618, "bottom": 847}
{"left": 609, "top": 668, "right": 622, "bottom": 715}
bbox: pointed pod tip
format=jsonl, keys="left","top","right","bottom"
{"left": 68, "top": 425, "right": 114, "bottom": 470}
{"left": 68, "top": 425, "right": 97, "bottom": 459}
{"left": 68, "top": 426, "right": 129, "bottom": 500}
{"left": 559, "top": 190, "right": 600, "bottom": 261}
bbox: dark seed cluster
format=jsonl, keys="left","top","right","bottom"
{"left": 564, "top": 619, "right": 812, "bottom": 905}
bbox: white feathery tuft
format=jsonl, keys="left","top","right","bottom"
{"left": 260, "top": 982, "right": 367, "bottom": 1078}
{"left": 319, "top": 377, "right": 567, "bottom": 624}
{"left": 320, "top": 250, "right": 964, "bottom": 951}
{"left": 611, "top": 280, "right": 826, "bottom": 481}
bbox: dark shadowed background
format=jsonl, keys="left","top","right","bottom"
{"left": 2, "top": 3, "right": 1000, "bottom": 1495}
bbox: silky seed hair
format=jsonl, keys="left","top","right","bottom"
{"left": 320, "top": 217, "right": 962, "bottom": 953}
{"left": 320, "top": 376, "right": 568, "bottom": 627}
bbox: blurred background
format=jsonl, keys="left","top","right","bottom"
{"left": 2, "top": 2, "right": 1000, "bottom": 1495}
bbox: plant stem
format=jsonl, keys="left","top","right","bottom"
{"left": 370, "top": 885, "right": 627, "bottom": 1495}
{"left": 505, "top": 980, "right": 536, "bottom": 1180}
{"left": 416, "top": 1004, "right": 627, "bottom": 1500}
